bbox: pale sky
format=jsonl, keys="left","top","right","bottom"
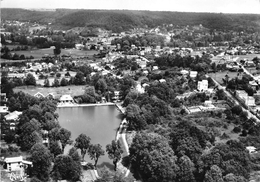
{"left": 1, "top": 0, "right": 260, "bottom": 14}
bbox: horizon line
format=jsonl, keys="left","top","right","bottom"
{"left": 1, "top": 7, "right": 260, "bottom": 15}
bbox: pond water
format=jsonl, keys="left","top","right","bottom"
{"left": 57, "top": 106, "right": 122, "bottom": 168}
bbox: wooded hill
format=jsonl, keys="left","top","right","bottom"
{"left": 2, "top": 8, "right": 260, "bottom": 33}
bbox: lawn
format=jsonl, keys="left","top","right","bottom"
{"left": 14, "top": 85, "right": 86, "bottom": 98}
{"left": 11, "top": 48, "right": 99, "bottom": 59}
{"left": 208, "top": 70, "right": 238, "bottom": 85}
{"left": 237, "top": 54, "right": 260, "bottom": 61}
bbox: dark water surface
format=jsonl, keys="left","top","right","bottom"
{"left": 57, "top": 106, "right": 122, "bottom": 167}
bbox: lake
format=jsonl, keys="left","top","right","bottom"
{"left": 57, "top": 106, "right": 122, "bottom": 168}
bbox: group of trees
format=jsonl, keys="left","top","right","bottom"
{"left": 1, "top": 46, "right": 34, "bottom": 60}
{"left": 111, "top": 34, "right": 166, "bottom": 50}
{"left": 154, "top": 54, "right": 212, "bottom": 72}
{"left": 125, "top": 120, "right": 251, "bottom": 182}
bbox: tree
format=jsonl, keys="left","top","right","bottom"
{"left": 53, "top": 44, "right": 61, "bottom": 55}
{"left": 88, "top": 144, "right": 105, "bottom": 168}
{"left": 24, "top": 73, "right": 36, "bottom": 86}
{"left": 60, "top": 77, "right": 68, "bottom": 86}
{"left": 49, "top": 141, "right": 62, "bottom": 158}
{"left": 58, "top": 128, "right": 72, "bottom": 152}
{"left": 18, "top": 118, "right": 42, "bottom": 151}
{"left": 44, "top": 78, "right": 50, "bottom": 87}
{"left": 95, "top": 79, "right": 107, "bottom": 94}
{"left": 74, "top": 133, "right": 91, "bottom": 160}
{"left": 68, "top": 147, "right": 81, "bottom": 162}
{"left": 204, "top": 165, "right": 224, "bottom": 182}
{"left": 177, "top": 155, "right": 196, "bottom": 182}
{"left": 129, "top": 132, "right": 179, "bottom": 182}
{"left": 52, "top": 78, "right": 60, "bottom": 87}
{"left": 56, "top": 72, "right": 61, "bottom": 78}
{"left": 231, "top": 105, "right": 243, "bottom": 115}
{"left": 30, "top": 143, "right": 53, "bottom": 181}
{"left": 51, "top": 155, "right": 82, "bottom": 181}
{"left": 74, "top": 71, "right": 85, "bottom": 85}
{"left": 106, "top": 140, "right": 123, "bottom": 171}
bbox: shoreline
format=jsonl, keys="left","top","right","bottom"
{"left": 57, "top": 102, "right": 126, "bottom": 114}
{"left": 57, "top": 102, "right": 115, "bottom": 108}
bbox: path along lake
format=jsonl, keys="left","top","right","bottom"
{"left": 57, "top": 105, "right": 122, "bottom": 168}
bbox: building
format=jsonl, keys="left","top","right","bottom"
{"left": 34, "top": 92, "right": 45, "bottom": 99}
{"left": 112, "top": 91, "right": 120, "bottom": 101}
{"left": 59, "top": 95, "right": 75, "bottom": 104}
{"left": 190, "top": 71, "right": 198, "bottom": 79}
{"left": 235, "top": 90, "right": 256, "bottom": 107}
{"left": 0, "top": 106, "right": 9, "bottom": 114}
{"left": 4, "top": 156, "right": 32, "bottom": 175}
{"left": 4, "top": 111, "right": 23, "bottom": 130}
{"left": 197, "top": 80, "right": 208, "bottom": 92}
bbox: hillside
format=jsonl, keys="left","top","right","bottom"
{"left": 2, "top": 8, "right": 260, "bottom": 32}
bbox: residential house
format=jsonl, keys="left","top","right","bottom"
{"left": 34, "top": 92, "right": 45, "bottom": 99}
{"left": 189, "top": 71, "right": 198, "bottom": 79}
{"left": 4, "top": 156, "right": 32, "bottom": 176}
{"left": 0, "top": 106, "right": 9, "bottom": 114}
{"left": 59, "top": 95, "right": 75, "bottom": 105}
{"left": 235, "top": 90, "right": 256, "bottom": 107}
{"left": 4, "top": 111, "right": 23, "bottom": 130}
{"left": 197, "top": 80, "right": 208, "bottom": 92}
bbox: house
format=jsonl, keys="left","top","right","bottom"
{"left": 34, "top": 92, "right": 44, "bottom": 99}
{"left": 46, "top": 93, "right": 55, "bottom": 99}
{"left": 152, "top": 66, "right": 159, "bottom": 70}
{"left": 4, "top": 156, "right": 32, "bottom": 175}
{"left": 4, "top": 111, "right": 23, "bottom": 130}
{"left": 159, "top": 79, "right": 166, "bottom": 83}
{"left": 0, "top": 106, "right": 9, "bottom": 114}
{"left": 59, "top": 95, "right": 75, "bottom": 104}
{"left": 249, "top": 81, "right": 258, "bottom": 91}
{"left": 136, "top": 82, "right": 145, "bottom": 94}
{"left": 235, "top": 90, "right": 256, "bottom": 107}
{"left": 75, "top": 43, "right": 84, "bottom": 50}
{"left": 197, "top": 80, "right": 208, "bottom": 92}
{"left": 112, "top": 91, "right": 120, "bottom": 101}
{"left": 190, "top": 71, "right": 198, "bottom": 79}
{"left": 246, "top": 146, "right": 257, "bottom": 154}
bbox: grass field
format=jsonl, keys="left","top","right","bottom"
{"left": 208, "top": 71, "right": 238, "bottom": 85}
{"left": 14, "top": 85, "right": 86, "bottom": 98}
{"left": 11, "top": 48, "right": 99, "bottom": 59}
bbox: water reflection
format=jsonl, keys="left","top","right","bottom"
{"left": 57, "top": 106, "right": 122, "bottom": 165}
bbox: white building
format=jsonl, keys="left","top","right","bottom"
{"left": 197, "top": 80, "right": 208, "bottom": 92}
{"left": 59, "top": 95, "right": 75, "bottom": 104}
{"left": 190, "top": 71, "right": 198, "bottom": 79}
{"left": 4, "top": 156, "right": 32, "bottom": 174}
{"left": 235, "top": 90, "right": 255, "bottom": 107}
{"left": 0, "top": 106, "right": 9, "bottom": 114}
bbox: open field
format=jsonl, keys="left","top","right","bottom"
{"left": 10, "top": 48, "right": 99, "bottom": 59}
{"left": 211, "top": 54, "right": 260, "bottom": 64}
{"left": 14, "top": 85, "right": 86, "bottom": 98}
{"left": 208, "top": 70, "right": 238, "bottom": 85}
{"left": 237, "top": 54, "right": 260, "bottom": 61}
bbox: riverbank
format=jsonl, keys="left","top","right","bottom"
{"left": 57, "top": 102, "right": 115, "bottom": 108}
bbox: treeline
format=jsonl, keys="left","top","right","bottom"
{"left": 2, "top": 9, "right": 260, "bottom": 33}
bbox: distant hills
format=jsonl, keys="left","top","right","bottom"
{"left": 2, "top": 8, "right": 260, "bottom": 33}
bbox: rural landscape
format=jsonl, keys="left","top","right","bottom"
{"left": 1, "top": 1, "right": 260, "bottom": 182}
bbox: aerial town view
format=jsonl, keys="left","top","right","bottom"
{"left": 1, "top": 0, "right": 260, "bottom": 181}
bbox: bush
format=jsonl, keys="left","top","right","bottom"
{"left": 233, "top": 126, "right": 242, "bottom": 133}
{"left": 82, "top": 163, "right": 95, "bottom": 170}
{"left": 231, "top": 105, "right": 243, "bottom": 115}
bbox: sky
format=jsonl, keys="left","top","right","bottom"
{"left": 1, "top": 0, "right": 260, "bottom": 14}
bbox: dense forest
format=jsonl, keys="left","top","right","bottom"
{"left": 2, "top": 8, "right": 260, "bottom": 32}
